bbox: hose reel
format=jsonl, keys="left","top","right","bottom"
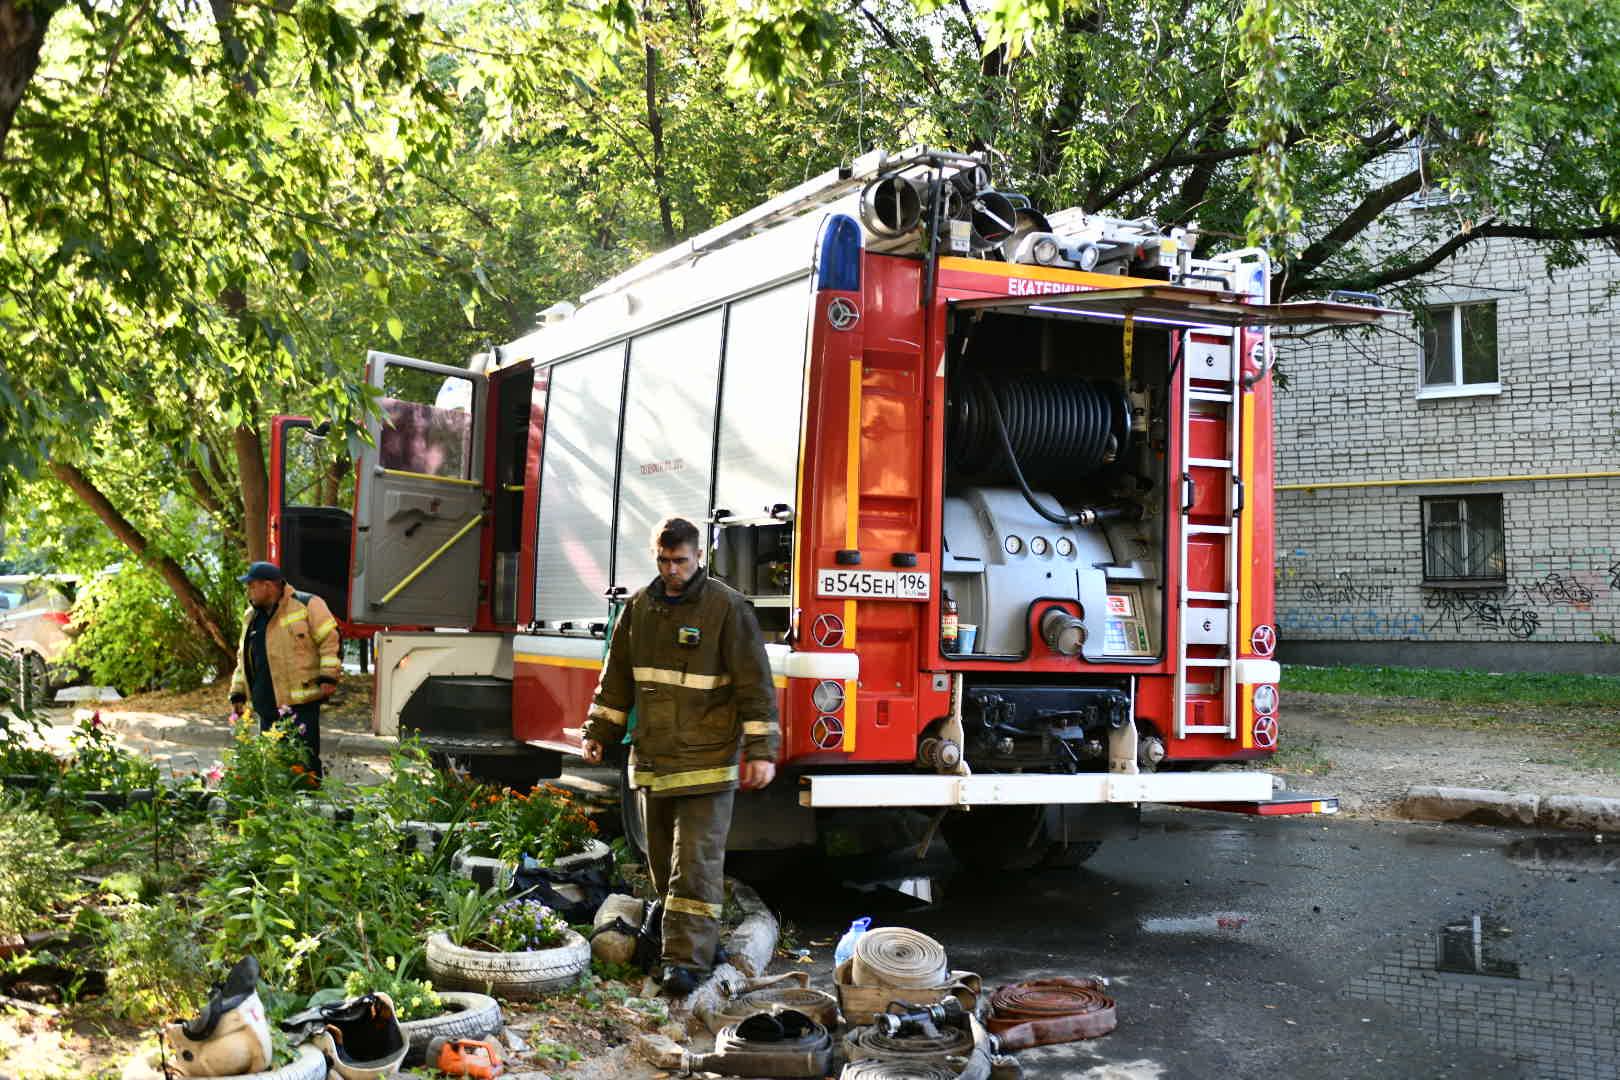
{"left": 946, "top": 373, "right": 1131, "bottom": 484}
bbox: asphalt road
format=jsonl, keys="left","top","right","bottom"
{"left": 745, "top": 810, "right": 1620, "bottom": 1080}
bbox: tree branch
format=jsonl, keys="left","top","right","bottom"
{"left": 1286, "top": 167, "right": 1426, "bottom": 284}
{"left": 51, "top": 460, "right": 236, "bottom": 669}
{"left": 856, "top": 3, "right": 945, "bottom": 100}
{"left": 1294, "top": 220, "right": 1620, "bottom": 297}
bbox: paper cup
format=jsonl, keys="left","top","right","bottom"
{"left": 957, "top": 623, "right": 977, "bottom": 653}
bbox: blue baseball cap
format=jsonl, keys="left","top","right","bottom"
{"left": 237, "top": 561, "right": 284, "bottom": 584}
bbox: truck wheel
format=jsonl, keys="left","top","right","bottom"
{"left": 940, "top": 806, "right": 1100, "bottom": 873}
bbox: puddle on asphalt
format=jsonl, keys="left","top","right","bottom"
{"left": 1435, "top": 914, "right": 1519, "bottom": 978}
{"left": 1347, "top": 912, "right": 1619, "bottom": 1079}
{"left": 1140, "top": 912, "right": 1250, "bottom": 934}
{"left": 1503, "top": 836, "right": 1620, "bottom": 875}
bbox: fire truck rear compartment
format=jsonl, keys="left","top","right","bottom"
{"left": 941, "top": 311, "right": 1168, "bottom": 665}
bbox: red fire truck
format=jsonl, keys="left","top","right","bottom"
{"left": 270, "top": 147, "right": 1381, "bottom": 868}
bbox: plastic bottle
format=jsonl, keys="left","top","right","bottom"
{"left": 834, "top": 916, "right": 872, "bottom": 966}
{"left": 940, "top": 591, "right": 959, "bottom": 650}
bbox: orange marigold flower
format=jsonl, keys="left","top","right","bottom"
{"left": 291, "top": 765, "right": 306, "bottom": 775}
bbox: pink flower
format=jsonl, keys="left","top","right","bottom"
{"left": 90, "top": 711, "right": 102, "bottom": 727}
{"left": 205, "top": 765, "right": 225, "bottom": 785}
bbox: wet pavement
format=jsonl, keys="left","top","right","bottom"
{"left": 745, "top": 810, "right": 1620, "bottom": 1079}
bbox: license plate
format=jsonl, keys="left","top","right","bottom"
{"left": 816, "top": 569, "right": 931, "bottom": 601}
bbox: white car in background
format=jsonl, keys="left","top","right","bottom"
{"left": 0, "top": 575, "right": 80, "bottom": 703}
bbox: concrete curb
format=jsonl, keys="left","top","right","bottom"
{"left": 1402, "top": 785, "right": 1620, "bottom": 831}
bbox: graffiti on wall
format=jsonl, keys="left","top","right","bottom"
{"left": 1278, "top": 568, "right": 1614, "bottom": 642}
{"left": 1423, "top": 589, "right": 1540, "bottom": 640}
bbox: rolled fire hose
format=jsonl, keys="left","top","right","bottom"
{"left": 986, "top": 977, "right": 1117, "bottom": 1048}
{"left": 842, "top": 1023, "right": 974, "bottom": 1064}
{"left": 704, "top": 971, "right": 841, "bottom": 1032}
{"left": 842, "top": 1014, "right": 1006, "bottom": 1080}
{"left": 851, "top": 928, "right": 951, "bottom": 989}
{"left": 685, "top": 1009, "right": 833, "bottom": 1078}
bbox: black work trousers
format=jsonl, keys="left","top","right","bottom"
{"left": 639, "top": 787, "right": 734, "bottom": 972}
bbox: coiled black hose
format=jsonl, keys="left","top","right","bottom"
{"left": 947, "top": 374, "right": 1127, "bottom": 482}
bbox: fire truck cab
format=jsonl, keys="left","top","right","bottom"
{"left": 272, "top": 147, "right": 1383, "bottom": 867}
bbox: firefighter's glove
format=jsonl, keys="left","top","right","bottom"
{"left": 229, "top": 692, "right": 247, "bottom": 706}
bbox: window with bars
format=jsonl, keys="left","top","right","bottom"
{"left": 1422, "top": 495, "right": 1506, "bottom": 583}
{"left": 1419, "top": 302, "right": 1499, "bottom": 393}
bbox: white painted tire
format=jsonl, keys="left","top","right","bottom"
{"left": 424, "top": 930, "right": 590, "bottom": 1000}
{"left": 123, "top": 1043, "right": 327, "bottom": 1080}
{"left": 398, "top": 991, "right": 502, "bottom": 1065}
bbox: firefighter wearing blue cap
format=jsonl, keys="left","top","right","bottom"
{"left": 227, "top": 562, "right": 341, "bottom": 778}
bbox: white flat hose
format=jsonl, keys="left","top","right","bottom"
{"left": 850, "top": 927, "right": 951, "bottom": 989}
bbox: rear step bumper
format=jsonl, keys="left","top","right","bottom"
{"left": 801, "top": 771, "right": 1284, "bottom": 808}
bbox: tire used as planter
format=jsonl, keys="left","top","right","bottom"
{"left": 424, "top": 930, "right": 590, "bottom": 1000}
{"left": 126, "top": 1042, "right": 328, "bottom": 1080}
{"left": 398, "top": 991, "right": 502, "bottom": 1065}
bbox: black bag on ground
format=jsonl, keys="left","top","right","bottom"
{"left": 506, "top": 857, "right": 616, "bottom": 924}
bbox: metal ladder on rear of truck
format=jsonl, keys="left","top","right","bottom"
{"left": 1173, "top": 251, "right": 1269, "bottom": 739}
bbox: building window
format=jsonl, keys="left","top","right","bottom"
{"left": 1422, "top": 495, "right": 1505, "bottom": 583}
{"left": 1419, "top": 302, "right": 1499, "bottom": 397}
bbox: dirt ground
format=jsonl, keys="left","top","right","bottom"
{"left": 1271, "top": 691, "right": 1620, "bottom": 815}
{"left": 8, "top": 681, "right": 1616, "bottom": 1078}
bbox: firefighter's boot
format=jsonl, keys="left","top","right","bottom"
{"left": 641, "top": 787, "right": 734, "bottom": 980}
{"left": 161, "top": 957, "right": 272, "bottom": 1077}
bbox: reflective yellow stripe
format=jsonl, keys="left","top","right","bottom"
{"left": 666, "top": 895, "right": 723, "bottom": 919}
{"left": 640, "top": 765, "right": 739, "bottom": 792}
{"left": 281, "top": 610, "right": 308, "bottom": 627}
{"left": 632, "top": 666, "right": 732, "bottom": 690}
{"left": 742, "top": 720, "right": 776, "bottom": 736}
{"left": 589, "top": 703, "right": 628, "bottom": 723}
{"left": 632, "top": 769, "right": 656, "bottom": 788}
{"left": 312, "top": 618, "right": 338, "bottom": 643}
{"left": 319, "top": 657, "right": 341, "bottom": 669}
{"left": 289, "top": 686, "right": 322, "bottom": 703}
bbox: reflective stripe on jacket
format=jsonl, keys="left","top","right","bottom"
{"left": 582, "top": 569, "right": 779, "bottom": 797}
{"left": 228, "top": 590, "right": 342, "bottom": 709}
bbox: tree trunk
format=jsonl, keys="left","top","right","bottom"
{"left": 234, "top": 424, "right": 270, "bottom": 562}
{"left": 52, "top": 461, "right": 237, "bottom": 672}
{"left": 643, "top": 43, "right": 677, "bottom": 246}
{"left": 0, "top": 0, "right": 59, "bottom": 160}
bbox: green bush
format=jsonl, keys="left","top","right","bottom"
{"left": 0, "top": 794, "right": 82, "bottom": 934}
{"left": 218, "top": 716, "right": 316, "bottom": 804}
{"left": 102, "top": 898, "right": 209, "bottom": 1021}
{"left": 198, "top": 796, "right": 445, "bottom": 996}
{"left": 64, "top": 566, "right": 231, "bottom": 693}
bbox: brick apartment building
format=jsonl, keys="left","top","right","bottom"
{"left": 1272, "top": 233, "right": 1620, "bottom": 673}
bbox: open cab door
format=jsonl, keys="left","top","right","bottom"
{"left": 269, "top": 415, "right": 357, "bottom": 625}
{"left": 346, "top": 352, "right": 487, "bottom": 628}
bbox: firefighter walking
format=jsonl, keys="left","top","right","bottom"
{"left": 581, "top": 517, "right": 779, "bottom": 995}
{"left": 227, "top": 561, "right": 342, "bottom": 779}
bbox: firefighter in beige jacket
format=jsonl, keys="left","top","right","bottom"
{"left": 227, "top": 562, "right": 341, "bottom": 778}
{"left": 581, "top": 518, "right": 779, "bottom": 995}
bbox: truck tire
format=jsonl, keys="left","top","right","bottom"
{"left": 398, "top": 991, "right": 502, "bottom": 1065}
{"left": 941, "top": 806, "right": 1101, "bottom": 873}
{"left": 424, "top": 931, "right": 590, "bottom": 999}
